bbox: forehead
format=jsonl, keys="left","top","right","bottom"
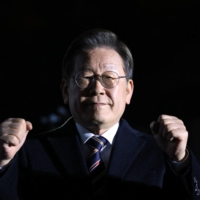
{"left": 73, "top": 47, "right": 125, "bottom": 74}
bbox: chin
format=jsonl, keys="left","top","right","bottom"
{"left": 92, "top": 118, "right": 104, "bottom": 125}
{"left": 90, "top": 116, "right": 104, "bottom": 124}
{"left": 85, "top": 114, "right": 106, "bottom": 126}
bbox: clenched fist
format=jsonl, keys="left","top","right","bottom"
{"left": 0, "top": 118, "right": 32, "bottom": 166}
{"left": 150, "top": 115, "right": 188, "bottom": 162}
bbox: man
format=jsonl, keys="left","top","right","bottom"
{"left": 0, "top": 28, "right": 200, "bottom": 199}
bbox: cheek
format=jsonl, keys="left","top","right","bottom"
{"left": 68, "top": 88, "right": 85, "bottom": 108}
{"left": 68, "top": 87, "right": 79, "bottom": 105}
{"left": 110, "top": 88, "right": 127, "bottom": 107}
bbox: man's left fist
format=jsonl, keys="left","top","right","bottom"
{"left": 150, "top": 115, "right": 188, "bottom": 162}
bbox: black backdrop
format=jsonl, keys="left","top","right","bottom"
{"left": 1, "top": 0, "right": 200, "bottom": 147}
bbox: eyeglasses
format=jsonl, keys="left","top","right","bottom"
{"left": 73, "top": 70, "right": 127, "bottom": 89}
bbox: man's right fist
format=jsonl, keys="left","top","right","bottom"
{"left": 0, "top": 118, "right": 32, "bottom": 166}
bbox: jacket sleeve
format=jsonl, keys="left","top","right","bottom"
{"left": 163, "top": 149, "right": 200, "bottom": 200}
{"left": 0, "top": 155, "right": 19, "bottom": 200}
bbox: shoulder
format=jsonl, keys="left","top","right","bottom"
{"left": 26, "top": 117, "right": 77, "bottom": 140}
{"left": 117, "top": 118, "right": 162, "bottom": 155}
{"left": 119, "top": 118, "right": 155, "bottom": 142}
{"left": 24, "top": 117, "right": 78, "bottom": 151}
{"left": 21, "top": 117, "right": 78, "bottom": 157}
{"left": 113, "top": 118, "right": 164, "bottom": 163}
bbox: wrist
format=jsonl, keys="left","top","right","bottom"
{"left": 170, "top": 149, "right": 189, "bottom": 163}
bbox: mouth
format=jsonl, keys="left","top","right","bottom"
{"left": 82, "top": 100, "right": 108, "bottom": 107}
{"left": 87, "top": 102, "right": 107, "bottom": 106}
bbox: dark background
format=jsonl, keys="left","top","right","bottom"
{"left": 1, "top": 0, "right": 200, "bottom": 158}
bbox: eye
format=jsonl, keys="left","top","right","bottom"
{"left": 103, "top": 75, "right": 114, "bottom": 80}
{"left": 83, "top": 75, "right": 93, "bottom": 80}
{"left": 103, "top": 71, "right": 119, "bottom": 80}
{"left": 81, "top": 71, "right": 94, "bottom": 80}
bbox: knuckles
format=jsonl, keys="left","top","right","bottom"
{"left": 0, "top": 118, "right": 27, "bottom": 136}
{"left": 158, "top": 115, "right": 185, "bottom": 127}
{"left": 156, "top": 115, "right": 188, "bottom": 138}
{"left": 7, "top": 118, "right": 26, "bottom": 124}
{"left": 0, "top": 134, "right": 19, "bottom": 146}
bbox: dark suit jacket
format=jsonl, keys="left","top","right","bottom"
{"left": 0, "top": 118, "right": 200, "bottom": 200}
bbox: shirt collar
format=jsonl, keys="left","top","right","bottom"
{"left": 75, "top": 122, "right": 119, "bottom": 145}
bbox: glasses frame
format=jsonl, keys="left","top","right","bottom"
{"left": 73, "top": 70, "right": 127, "bottom": 89}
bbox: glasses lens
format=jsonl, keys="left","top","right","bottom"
{"left": 75, "top": 71, "right": 93, "bottom": 88}
{"left": 102, "top": 71, "right": 119, "bottom": 88}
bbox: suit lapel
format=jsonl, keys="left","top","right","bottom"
{"left": 46, "top": 118, "right": 88, "bottom": 177}
{"left": 107, "top": 119, "right": 147, "bottom": 178}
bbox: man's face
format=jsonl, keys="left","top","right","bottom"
{"left": 61, "top": 47, "right": 134, "bottom": 134}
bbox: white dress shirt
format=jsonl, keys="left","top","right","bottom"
{"left": 76, "top": 122, "right": 119, "bottom": 168}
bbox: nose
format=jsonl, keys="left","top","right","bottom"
{"left": 89, "top": 76, "right": 105, "bottom": 95}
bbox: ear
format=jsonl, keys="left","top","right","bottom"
{"left": 60, "top": 79, "right": 69, "bottom": 104}
{"left": 126, "top": 79, "right": 134, "bottom": 105}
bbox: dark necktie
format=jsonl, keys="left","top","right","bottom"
{"left": 86, "top": 136, "right": 107, "bottom": 185}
